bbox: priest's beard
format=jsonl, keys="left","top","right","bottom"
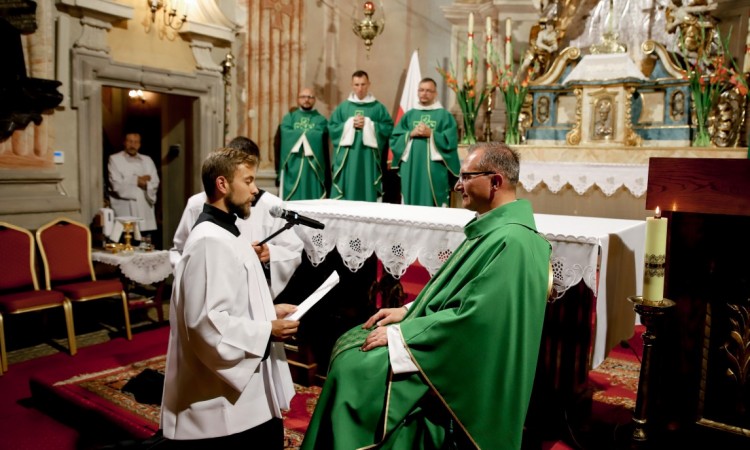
{"left": 226, "top": 191, "right": 251, "bottom": 220}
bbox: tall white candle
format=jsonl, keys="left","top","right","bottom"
{"left": 505, "top": 18, "right": 512, "bottom": 69}
{"left": 643, "top": 207, "right": 668, "bottom": 302}
{"left": 744, "top": 17, "right": 750, "bottom": 72}
{"left": 486, "top": 16, "right": 493, "bottom": 84}
{"left": 467, "top": 13, "right": 475, "bottom": 82}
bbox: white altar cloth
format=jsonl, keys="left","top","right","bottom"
{"left": 286, "top": 199, "right": 645, "bottom": 368}
{"left": 92, "top": 249, "right": 172, "bottom": 285}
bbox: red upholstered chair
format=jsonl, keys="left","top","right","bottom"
{"left": 36, "top": 218, "right": 132, "bottom": 342}
{"left": 0, "top": 222, "right": 76, "bottom": 375}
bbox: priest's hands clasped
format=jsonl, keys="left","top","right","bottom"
{"left": 353, "top": 114, "right": 365, "bottom": 129}
{"left": 410, "top": 123, "right": 432, "bottom": 138}
{"left": 271, "top": 303, "right": 300, "bottom": 341}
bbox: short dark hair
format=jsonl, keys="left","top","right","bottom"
{"left": 227, "top": 136, "right": 261, "bottom": 161}
{"left": 352, "top": 70, "right": 369, "bottom": 80}
{"left": 123, "top": 130, "right": 141, "bottom": 139}
{"left": 468, "top": 142, "right": 520, "bottom": 186}
{"left": 420, "top": 77, "right": 437, "bottom": 87}
{"left": 201, "top": 148, "right": 258, "bottom": 198}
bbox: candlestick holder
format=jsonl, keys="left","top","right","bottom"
{"left": 483, "top": 88, "right": 495, "bottom": 142}
{"left": 627, "top": 295, "right": 675, "bottom": 446}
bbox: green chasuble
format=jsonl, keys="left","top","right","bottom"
{"left": 329, "top": 98, "right": 394, "bottom": 201}
{"left": 390, "top": 107, "right": 460, "bottom": 207}
{"left": 301, "top": 199, "right": 551, "bottom": 450}
{"left": 279, "top": 109, "right": 329, "bottom": 201}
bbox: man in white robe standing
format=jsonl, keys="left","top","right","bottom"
{"left": 161, "top": 147, "right": 299, "bottom": 448}
{"left": 108, "top": 131, "right": 160, "bottom": 234}
{"left": 169, "top": 137, "right": 303, "bottom": 299}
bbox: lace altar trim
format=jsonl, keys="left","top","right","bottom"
{"left": 519, "top": 161, "right": 648, "bottom": 197}
{"left": 92, "top": 250, "right": 172, "bottom": 285}
{"left": 296, "top": 228, "right": 595, "bottom": 297}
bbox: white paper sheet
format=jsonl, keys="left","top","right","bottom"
{"left": 286, "top": 271, "right": 339, "bottom": 321}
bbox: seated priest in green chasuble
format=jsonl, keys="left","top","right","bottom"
{"left": 390, "top": 77, "right": 460, "bottom": 207}
{"left": 276, "top": 87, "right": 330, "bottom": 201}
{"left": 329, "top": 70, "right": 394, "bottom": 201}
{"left": 301, "top": 143, "right": 552, "bottom": 450}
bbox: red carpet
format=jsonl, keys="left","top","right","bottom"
{"left": 1, "top": 308, "right": 643, "bottom": 450}
{"left": 1, "top": 326, "right": 168, "bottom": 450}
{"left": 27, "top": 325, "right": 319, "bottom": 449}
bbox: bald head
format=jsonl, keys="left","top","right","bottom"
{"left": 298, "top": 88, "right": 316, "bottom": 111}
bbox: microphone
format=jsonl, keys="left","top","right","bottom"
{"left": 269, "top": 206, "right": 325, "bottom": 230}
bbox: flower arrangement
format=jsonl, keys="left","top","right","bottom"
{"left": 677, "top": 22, "right": 748, "bottom": 146}
{"left": 436, "top": 13, "right": 492, "bottom": 145}
{"left": 491, "top": 56, "right": 530, "bottom": 145}
{"left": 484, "top": 18, "right": 532, "bottom": 145}
{"left": 436, "top": 57, "right": 491, "bottom": 145}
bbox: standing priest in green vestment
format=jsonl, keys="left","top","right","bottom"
{"left": 390, "top": 78, "right": 460, "bottom": 207}
{"left": 275, "top": 88, "right": 330, "bottom": 201}
{"left": 329, "top": 70, "right": 394, "bottom": 201}
{"left": 301, "top": 142, "right": 552, "bottom": 450}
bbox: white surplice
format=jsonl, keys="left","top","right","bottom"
{"left": 108, "top": 151, "right": 160, "bottom": 231}
{"left": 169, "top": 191, "right": 303, "bottom": 298}
{"left": 161, "top": 221, "right": 295, "bottom": 440}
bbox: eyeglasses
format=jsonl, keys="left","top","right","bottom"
{"left": 298, "top": 95, "right": 315, "bottom": 99}
{"left": 457, "top": 171, "right": 496, "bottom": 183}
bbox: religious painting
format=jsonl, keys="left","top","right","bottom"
{"left": 670, "top": 90, "right": 686, "bottom": 122}
{"left": 536, "top": 96, "right": 550, "bottom": 125}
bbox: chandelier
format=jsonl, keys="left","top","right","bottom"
{"left": 352, "top": 1, "right": 385, "bottom": 54}
{"left": 147, "top": 0, "right": 188, "bottom": 31}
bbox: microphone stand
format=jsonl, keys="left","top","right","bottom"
{"left": 257, "top": 222, "right": 295, "bottom": 246}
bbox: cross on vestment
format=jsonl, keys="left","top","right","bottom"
{"left": 413, "top": 114, "right": 436, "bottom": 129}
{"left": 293, "top": 117, "right": 316, "bottom": 131}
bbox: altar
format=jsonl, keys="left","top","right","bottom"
{"left": 511, "top": 146, "right": 748, "bottom": 220}
{"left": 286, "top": 199, "right": 645, "bottom": 369}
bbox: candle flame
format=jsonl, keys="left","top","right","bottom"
{"left": 655, "top": 206, "right": 661, "bottom": 218}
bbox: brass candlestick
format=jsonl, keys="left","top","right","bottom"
{"left": 483, "top": 88, "right": 495, "bottom": 142}
{"left": 628, "top": 295, "right": 675, "bottom": 445}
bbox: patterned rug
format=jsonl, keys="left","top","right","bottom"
{"left": 51, "top": 354, "right": 321, "bottom": 449}
{"left": 587, "top": 327, "right": 643, "bottom": 424}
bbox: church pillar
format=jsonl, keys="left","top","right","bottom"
{"left": 242, "top": 0, "right": 305, "bottom": 184}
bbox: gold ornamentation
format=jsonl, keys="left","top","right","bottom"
{"left": 641, "top": 40, "right": 686, "bottom": 79}
{"left": 721, "top": 300, "right": 750, "bottom": 413}
{"left": 708, "top": 87, "right": 747, "bottom": 148}
{"left": 644, "top": 253, "right": 666, "bottom": 278}
{"left": 566, "top": 88, "right": 582, "bottom": 145}
{"left": 530, "top": 47, "right": 581, "bottom": 86}
{"left": 625, "top": 86, "right": 642, "bottom": 146}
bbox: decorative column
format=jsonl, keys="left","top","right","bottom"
{"left": 242, "top": 0, "right": 305, "bottom": 173}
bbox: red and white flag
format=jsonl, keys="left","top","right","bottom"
{"left": 389, "top": 49, "right": 422, "bottom": 165}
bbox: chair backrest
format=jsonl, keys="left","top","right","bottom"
{"left": 36, "top": 218, "right": 95, "bottom": 288}
{"left": 0, "top": 222, "right": 38, "bottom": 291}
